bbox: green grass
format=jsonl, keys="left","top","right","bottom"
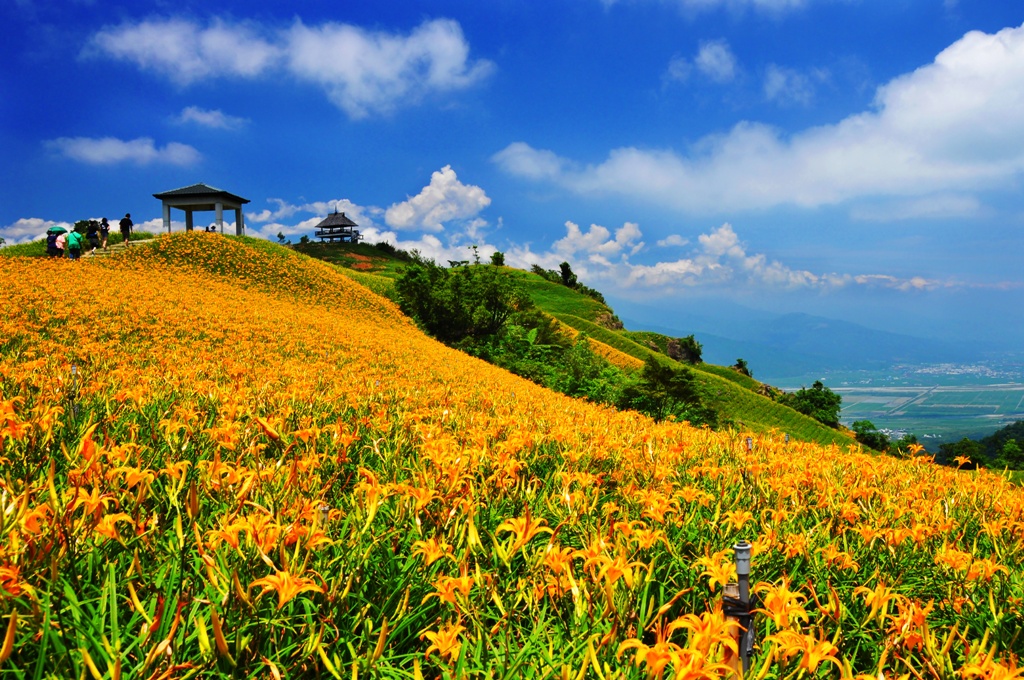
{"left": 503, "top": 270, "right": 613, "bottom": 322}
{"left": 554, "top": 314, "right": 660, "bottom": 362}
{"left": 291, "top": 241, "right": 410, "bottom": 279}
{"left": 337, "top": 268, "right": 399, "bottom": 301}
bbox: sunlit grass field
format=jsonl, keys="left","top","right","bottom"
{"left": 1, "top": 232, "right": 1022, "bottom": 678}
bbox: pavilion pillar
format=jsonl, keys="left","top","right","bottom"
{"left": 215, "top": 202, "right": 224, "bottom": 233}
{"left": 162, "top": 203, "right": 171, "bottom": 233}
{"left": 235, "top": 208, "right": 244, "bottom": 236}
{"left": 185, "top": 210, "right": 194, "bottom": 232}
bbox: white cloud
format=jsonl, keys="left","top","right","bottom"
{"left": 490, "top": 143, "right": 565, "bottom": 181}
{"left": 87, "top": 18, "right": 280, "bottom": 85}
{"left": 45, "top": 137, "right": 200, "bottom": 166}
{"left": 88, "top": 17, "right": 492, "bottom": 119}
{"left": 506, "top": 221, "right": 963, "bottom": 294}
{"left": 497, "top": 22, "right": 1024, "bottom": 215}
{"left": 763, "top": 64, "right": 825, "bottom": 105}
{"left": 0, "top": 218, "right": 69, "bottom": 246}
{"left": 663, "top": 39, "right": 738, "bottom": 85}
{"left": 656, "top": 234, "right": 689, "bottom": 247}
{"left": 551, "top": 221, "right": 645, "bottom": 264}
{"left": 176, "top": 106, "right": 248, "bottom": 130}
{"left": 384, "top": 165, "right": 491, "bottom": 232}
{"left": 695, "top": 40, "right": 738, "bottom": 82}
{"left": 664, "top": 55, "right": 692, "bottom": 83}
{"left": 285, "top": 18, "right": 493, "bottom": 119}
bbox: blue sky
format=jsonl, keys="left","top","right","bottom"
{"left": 3, "top": 0, "right": 1023, "bottom": 346}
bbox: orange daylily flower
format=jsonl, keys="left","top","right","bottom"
{"left": 249, "top": 570, "right": 323, "bottom": 608}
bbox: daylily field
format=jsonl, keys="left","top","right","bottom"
{"left": 0, "top": 233, "right": 1022, "bottom": 679}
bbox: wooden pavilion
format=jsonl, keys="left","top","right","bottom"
{"left": 314, "top": 210, "right": 361, "bottom": 243}
{"left": 153, "top": 183, "right": 250, "bottom": 235}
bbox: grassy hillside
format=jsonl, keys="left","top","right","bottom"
{"left": 555, "top": 315, "right": 853, "bottom": 446}
{"left": 503, "top": 268, "right": 614, "bottom": 322}
{"left": 1, "top": 232, "right": 1022, "bottom": 677}
{"left": 292, "top": 243, "right": 855, "bottom": 446}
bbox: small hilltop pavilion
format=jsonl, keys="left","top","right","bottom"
{"left": 314, "top": 210, "right": 361, "bottom": 243}
{"left": 153, "top": 183, "right": 250, "bottom": 235}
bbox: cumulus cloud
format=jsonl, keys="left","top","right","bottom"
{"left": 656, "top": 234, "right": 689, "bottom": 247}
{"left": 87, "top": 17, "right": 492, "bottom": 119}
{"left": 285, "top": 18, "right": 493, "bottom": 119}
{"left": 176, "top": 106, "right": 248, "bottom": 130}
{"left": 497, "top": 22, "right": 1024, "bottom": 215}
{"left": 0, "top": 218, "right": 70, "bottom": 246}
{"left": 45, "top": 136, "right": 200, "bottom": 165}
{"left": 87, "top": 18, "right": 280, "bottom": 84}
{"left": 505, "top": 221, "right": 963, "bottom": 294}
{"left": 384, "top": 165, "right": 491, "bottom": 232}
{"left": 664, "top": 39, "right": 738, "bottom": 85}
{"left": 695, "top": 40, "right": 738, "bottom": 82}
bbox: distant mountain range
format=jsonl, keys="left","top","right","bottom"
{"left": 622, "top": 304, "right": 980, "bottom": 383}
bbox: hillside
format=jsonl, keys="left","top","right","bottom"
{"left": 293, "top": 242, "right": 854, "bottom": 447}
{"left": 2, "top": 233, "right": 1022, "bottom": 677}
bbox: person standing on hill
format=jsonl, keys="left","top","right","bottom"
{"left": 99, "top": 217, "right": 110, "bottom": 251}
{"left": 66, "top": 228, "right": 84, "bottom": 259}
{"left": 54, "top": 231, "right": 67, "bottom": 258}
{"left": 119, "top": 213, "right": 133, "bottom": 247}
{"left": 86, "top": 220, "right": 100, "bottom": 255}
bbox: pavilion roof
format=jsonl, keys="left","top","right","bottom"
{"left": 315, "top": 211, "right": 358, "bottom": 228}
{"left": 153, "top": 183, "right": 250, "bottom": 205}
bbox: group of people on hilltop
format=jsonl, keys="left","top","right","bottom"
{"left": 47, "top": 213, "right": 133, "bottom": 259}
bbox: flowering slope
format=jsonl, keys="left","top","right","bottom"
{"left": 0, "top": 233, "right": 1021, "bottom": 678}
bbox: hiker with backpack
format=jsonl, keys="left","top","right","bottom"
{"left": 86, "top": 220, "right": 101, "bottom": 255}
{"left": 119, "top": 213, "right": 133, "bottom": 246}
{"left": 99, "top": 218, "right": 110, "bottom": 251}
{"left": 46, "top": 231, "right": 60, "bottom": 257}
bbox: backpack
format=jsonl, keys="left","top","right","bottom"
{"left": 47, "top": 233, "right": 58, "bottom": 249}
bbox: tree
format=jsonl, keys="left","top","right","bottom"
{"left": 617, "top": 356, "right": 716, "bottom": 426}
{"left": 395, "top": 257, "right": 531, "bottom": 344}
{"left": 299, "top": 235, "right": 310, "bottom": 245}
{"left": 937, "top": 438, "right": 984, "bottom": 468}
{"left": 997, "top": 439, "right": 1023, "bottom": 469}
{"left": 490, "top": 251, "right": 505, "bottom": 266}
{"left": 851, "top": 420, "right": 889, "bottom": 452}
{"left": 782, "top": 380, "right": 842, "bottom": 428}
{"left": 733, "top": 358, "right": 752, "bottom": 378}
{"left": 559, "top": 261, "right": 577, "bottom": 288}
{"left": 277, "top": 232, "right": 291, "bottom": 245}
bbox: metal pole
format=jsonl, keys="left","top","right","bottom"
{"left": 70, "top": 365, "right": 78, "bottom": 418}
{"left": 745, "top": 436, "right": 753, "bottom": 452}
{"left": 733, "top": 540, "right": 752, "bottom": 674}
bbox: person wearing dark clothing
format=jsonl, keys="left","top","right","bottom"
{"left": 46, "top": 232, "right": 60, "bottom": 257}
{"left": 86, "top": 220, "right": 100, "bottom": 254}
{"left": 119, "top": 213, "right": 133, "bottom": 246}
{"left": 99, "top": 218, "right": 110, "bottom": 250}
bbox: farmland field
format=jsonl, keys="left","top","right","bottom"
{"left": 833, "top": 384, "right": 1024, "bottom": 441}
